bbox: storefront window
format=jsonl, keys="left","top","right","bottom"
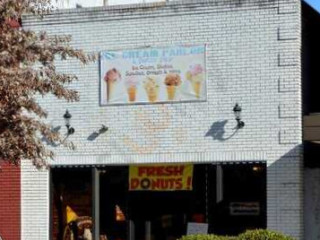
{"left": 211, "top": 164, "right": 267, "bottom": 235}
{"left": 51, "top": 163, "right": 266, "bottom": 240}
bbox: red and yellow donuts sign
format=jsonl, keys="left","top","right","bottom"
{"left": 129, "top": 164, "right": 193, "bottom": 191}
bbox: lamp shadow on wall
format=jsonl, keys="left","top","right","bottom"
{"left": 87, "top": 132, "right": 100, "bottom": 141}
{"left": 88, "top": 125, "right": 109, "bottom": 141}
{"left": 205, "top": 120, "right": 239, "bottom": 141}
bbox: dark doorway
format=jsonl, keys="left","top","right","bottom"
{"left": 51, "top": 167, "right": 92, "bottom": 240}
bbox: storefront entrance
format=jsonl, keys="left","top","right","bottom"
{"left": 51, "top": 163, "right": 266, "bottom": 240}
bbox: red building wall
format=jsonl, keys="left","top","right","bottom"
{"left": 0, "top": 18, "right": 22, "bottom": 240}
{"left": 0, "top": 161, "right": 21, "bottom": 240}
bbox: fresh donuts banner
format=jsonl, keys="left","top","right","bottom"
{"left": 129, "top": 164, "right": 194, "bottom": 191}
{"left": 100, "top": 45, "right": 207, "bottom": 105}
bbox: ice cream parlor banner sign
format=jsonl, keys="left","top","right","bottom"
{"left": 129, "top": 164, "right": 194, "bottom": 191}
{"left": 100, "top": 45, "right": 206, "bottom": 104}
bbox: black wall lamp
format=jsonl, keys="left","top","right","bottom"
{"left": 63, "top": 110, "right": 75, "bottom": 135}
{"left": 233, "top": 103, "right": 245, "bottom": 129}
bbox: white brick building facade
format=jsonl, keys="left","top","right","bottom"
{"left": 21, "top": 0, "right": 303, "bottom": 239}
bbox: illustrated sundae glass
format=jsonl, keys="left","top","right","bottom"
{"left": 125, "top": 77, "right": 139, "bottom": 102}
{"left": 164, "top": 73, "right": 181, "bottom": 100}
{"left": 186, "top": 64, "right": 204, "bottom": 98}
{"left": 143, "top": 76, "right": 159, "bottom": 103}
{"left": 104, "top": 68, "right": 121, "bottom": 102}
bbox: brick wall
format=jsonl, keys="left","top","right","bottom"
{"left": 304, "top": 168, "right": 320, "bottom": 240}
{"left": 0, "top": 162, "right": 21, "bottom": 240}
{"left": 21, "top": 0, "right": 303, "bottom": 239}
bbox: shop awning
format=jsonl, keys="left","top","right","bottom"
{"left": 50, "top": 161, "right": 266, "bottom": 169}
{"left": 304, "top": 114, "right": 320, "bottom": 141}
{"left": 49, "top": 151, "right": 267, "bottom": 167}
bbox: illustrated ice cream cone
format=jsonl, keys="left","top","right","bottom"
{"left": 146, "top": 88, "right": 159, "bottom": 102}
{"left": 186, "top": 64, "right": 204, "bottom": 99}
{"left": 164, "top": 73, "right": 181, "bottom": 101}
{"left": 167, "top": 85, "right": 176, "bottom": 100}
{"left": 127, "top": 86, "right": 137, "bottom": 102}
{"left": 144, "top": 76, "right": 159, "bottom": 103}
{"left": 104, "top": 68, "right": 121, "bottom": 102}
{"left": 107, "top": 81, "right": 115, "bottom": 101}
{"left": 191, "top": 80, "right": 201, "bottom": 99}
{"left": 125, "top": 77, "right": 139, "bottom": 102}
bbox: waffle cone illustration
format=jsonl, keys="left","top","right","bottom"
{"left": 146, "top": 89, "right": 159, "bottom": 102}
{"left": 125, "top": 77, "right": 139, "bottom": 103}
{"left": 191, "top": 81, "right": 201, "bottom": 98}
{"left": 104, "top": 68, "right": 121, "bottom": 102}
{"left": 164, "top": 73, "right": 181, "bottom": 101}
{"left": 186, "top": 64, "right": 204, "bottom": 99}
{"left": 167, "top": 85, "right": 176, "bottom": 100}
{"left": 107, "top": 81, "right": 115, "bottom": 102}
{"left": 127, "top": 86, "right": 137, "bottom": 102}
{"left": 144, "top": 76, "right": 159, "bottom": 103}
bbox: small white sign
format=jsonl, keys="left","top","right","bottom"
{"left": 230, "top": 202, "right": 260, "bottom": 216}
{"left": 187, "top": 222, "right": 209, "bottom": 235}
